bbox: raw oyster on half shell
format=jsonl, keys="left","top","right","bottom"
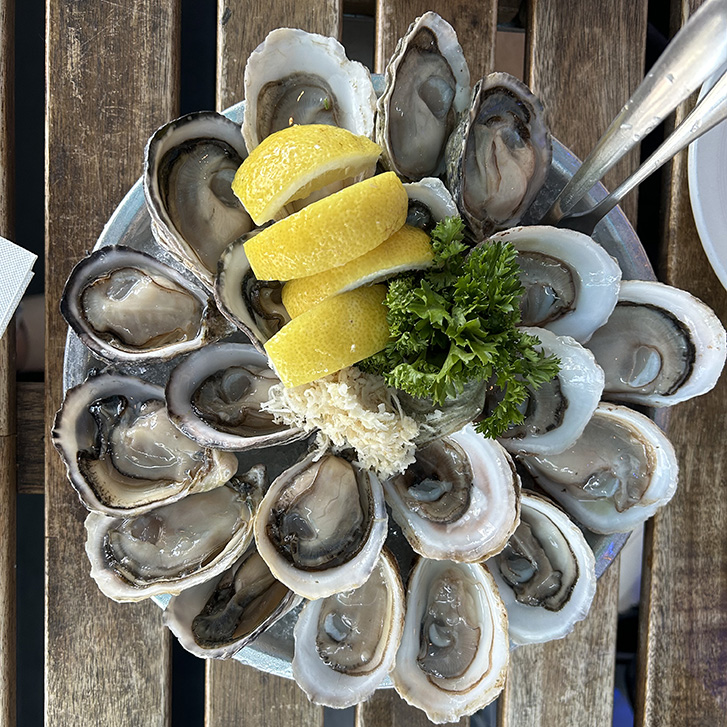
{"left": 85, "top": 466, "right": 266, "bottom": 601}
{"left": 384, "top": 425, "right": 520, "bottom": 562}
{"left": 488, "top": 492, "right": 597, "bottom": 644}
{"left": 61, "top": 245, "right": 230, "bottom": 363}
{"left": 376, "top": 11, "right": 470, "bottom": 181}
{"left": 254, "top": 452, "right": 387, "bottom": 600}
{"left": 519, "top": 403, "right": 679, "bottom": 534}
{"left": 445, "top": 73, "right": 551, "bottom": 239}
{"left": 53, "top": 373, "right": 238, "bottom": 517}
{"left": 586, "top": 280, "right": 727, "bottom": 406}
{"left": 242, "top": 28, "right": 376, "bottom": 151}
{"left": 292, "top": 548, "right": 404, "bottom": 708}
{"left": 144, "top": 111, "right": 255, "bottom": 288}
{"left": 164, "top": 545, "right": 301, "bottom": 660}
{"left": 165, "top": 342, "right": 306, "bottom": 450}
{"left": 392, "top": 558, "right": 509, "bottom": 723}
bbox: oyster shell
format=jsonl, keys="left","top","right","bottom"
{"left": 214, "top": 234, "right": 290, "bottom": 352}
{"left": 242, "top": 28, "right": 376, "bottom": 151}
{"left": 254, "top": 452, "right": 387, "bottom": 600}
{"left": 586, "top": 280, "right": 727, "bottom": 406}
{"left": 488, "top": 492, "right": 597, "bottom": 644}
{"left": 392, "top": 558, "right": 509, "bottom": 723}
{"left": 144, "top": 111, "right": 255, "bottom": 288}
{"left": 163, "top": 546, "right": 301, "bottom": 660}
{"left": 52, "top": 373, "right": 238, "bottom": 516}
{"left": 384, "top": 425, "right": 520, "bottom": 561}
{"left": 292, "top": 549, "right": 404, "bottom": 708}
{"left": 61, "top": 245, "right": 230, "bottom": 363}
{"left": 496, "top": 327, "right": 605, "bottom": 455}
{"left": 403, "top": 177, "right": 458, "bottom": 232}
{"left": 445, "top": 73, "right": 551, "bottom": 239}
{"left": 85, "top": 466, "right": 266, "bottom": 602}
{"left": 376, "top": 12, "right": 470, "bottom": 181}
{"left": 165, "top": 342, "right": 306, "bottom": 450}
{"left": 519, "top": 403, "right": 679, "bottom": 534}
{"left": 490, "top": 225, "right": 622, "bottom": 342}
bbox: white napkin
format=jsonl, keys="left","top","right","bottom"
{"left": 0, "top": 235, "right": 37, "bottom": 339}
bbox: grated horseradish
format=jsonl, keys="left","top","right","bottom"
{"left": 261, "top": 367, "right": 419, "bottom": 479}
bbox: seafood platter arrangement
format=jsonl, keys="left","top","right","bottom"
{"left": 52, "top": 12, "right": 727, "bottom": 724}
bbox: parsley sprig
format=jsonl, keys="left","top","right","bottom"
{"left": 359, "top": 217, "right": 560, "bottom": 439}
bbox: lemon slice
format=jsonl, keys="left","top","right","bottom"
{"left": 232, "top": 124, "right": 382, "bottom": 225}
{"left": 264, "top": 285, "right": 390, "bottom": 388}
{"left": 282, "top": 225, "right": 433, "bottom": 317}
{"left": 244, "top": 172, "right": 408, "bottom": 281}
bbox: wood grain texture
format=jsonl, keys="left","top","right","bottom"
{"left": 17, "top": 381, "right": 44, "bottom": 495}
{"left": 0, "top": 0, "right": 15, "bottom": 722}
{"left": 374, "top": 0, "right": 498, "bottom": 79}
{"left": 205, "top": 661, "right": 323, "bottom": 727}
{"left": 356, "top": 688, "right": 467, "bottom": 727}
{"left": 216, "top": 0, "right": 342, "bottom": 111}
{"left": 497, "top": 561, "right": 620, "bottom": 727}
{"left": 526, "top": 0, "right": 648, "bottom": 224}
{"left": 495, "top": 2, "right": 648, "bottom": 723}
{"left": 45, "top": 1, "right": 180, "bottom": 723}
{"left": 635, "top": 2, "right": 727, "bottom": 723}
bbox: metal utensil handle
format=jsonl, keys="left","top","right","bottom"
{"left": 542, "top": 0, "right": 727, "bottom": 224}
{"left": 575, "top": 69, "right": 727, "bottom": 227}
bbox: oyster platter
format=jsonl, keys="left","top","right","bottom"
{"left": 52, "top": 12, "right": 727, "bottom": 724}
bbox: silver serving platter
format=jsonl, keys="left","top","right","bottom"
{"left": 62, "top": 81, "right": 660, "bottom": 681}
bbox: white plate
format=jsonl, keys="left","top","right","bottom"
{"left": 688, "top": 61, "right": 727, "bottom": 290}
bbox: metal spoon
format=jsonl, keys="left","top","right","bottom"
{"left": 541, "top": 0, "right": 727, "bottom": 227}
{"left": 556, "top": 68, "right": 727, "bottom": 235}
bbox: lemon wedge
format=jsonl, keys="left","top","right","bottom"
{"left": 282, "top": 225, "right": 433, "bottom": 317}
{"left": 264, "top": 285, "right": 390, "bottom": 388}
{"left": 244, "top": 172, "right": 408, "bottom": 281}
{"left": 232, "top": 124, "right": 382, "bottom": 225}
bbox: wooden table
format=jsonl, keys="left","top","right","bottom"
{"left": 1, "top": 0, "right": 726, "bottom": 725}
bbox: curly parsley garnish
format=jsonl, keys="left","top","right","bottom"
{"left": 359, "top": 216, "right": 560, "bottom": 439}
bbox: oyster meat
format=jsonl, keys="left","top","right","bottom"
{"left": 586, "top": 280, "right": 726, "bottom": 406}
{"left": 254, "top": 453, "right": 387, "bottom": 600}
{"left": 488, "top": 492, "right": 597, "bottom": 644}
{"left": 445, "top": 73, "right": 551, "bottom": 239}
{"left": 292, "top": 549, "right": 404, "bottom": 708}
{"left": 85, "top": 466, "right": 266, "bottom": 601}
{"left": 144, "top": 111, "right": 254, "bottom": 288}
{"left": 392, "top": 558, "right": 509, "bottom": 723}
{"left": 165, "top": 342, "right": 306, "bottom": 450}
{"left": 376, "top": 12, "right": 470, "bottom": 181}
{"left": 384, "top": 425, "right": 520, "bottom": 562}
{"left": 242, "top": 28, "right": 376, "bottom": 151}
{"left": 53, "top": 373, "right": 238, "bottom": 516}
{"left": 164, "top": 546, "right": 301, "bottom": 660}
{"left": 61, "top": 245, "right": 230, "bottom": 363}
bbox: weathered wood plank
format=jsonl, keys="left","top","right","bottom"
{"left": 205, "top": 3, "right": 341, "bottom": 724}
{"left": 17, "top": 380, "right": 44, "bottom": 495}
{"left": 635, "top": 2, "right": 727, "bottom": 723}
{"left": 0, "top": 0, "right": 15, "bottom": 721}
{"left": 216, "top": 0, "right": 341, "bottom": 112}
{"left": 205, "top": 662, "right": 323, "bottom": 727}
{"left": 496, "top": 2, "right": 648, "bottom": 724}
{"left": 356, "top": 688, "right": 467, "bottom": 727}
{"left": 374, "top": 0, "right": 498, "bottom": 79}
{"left": 525, "top": 0, "right": 648, "bottom": 224}
{"left": 45, "top": 1, "right": 180, "bottom": 723}
{"left": 498, "top": 562, "right": 620, "bottom": 727}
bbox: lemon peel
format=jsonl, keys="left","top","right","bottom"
{"left": 232, "top": 124, "right": 382, "bottom": 225}
{"left": 282, "top": 225, "right": 433, "bottom": 317}
{"left": 264, "top": 285, "right": 390, "bottom": 388}
{"left": 244, "top": 172, "right": 408, "bottom": 281}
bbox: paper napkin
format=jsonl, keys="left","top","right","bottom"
{"left": 0, "top": 235, "right": 37, "bottom": 339}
